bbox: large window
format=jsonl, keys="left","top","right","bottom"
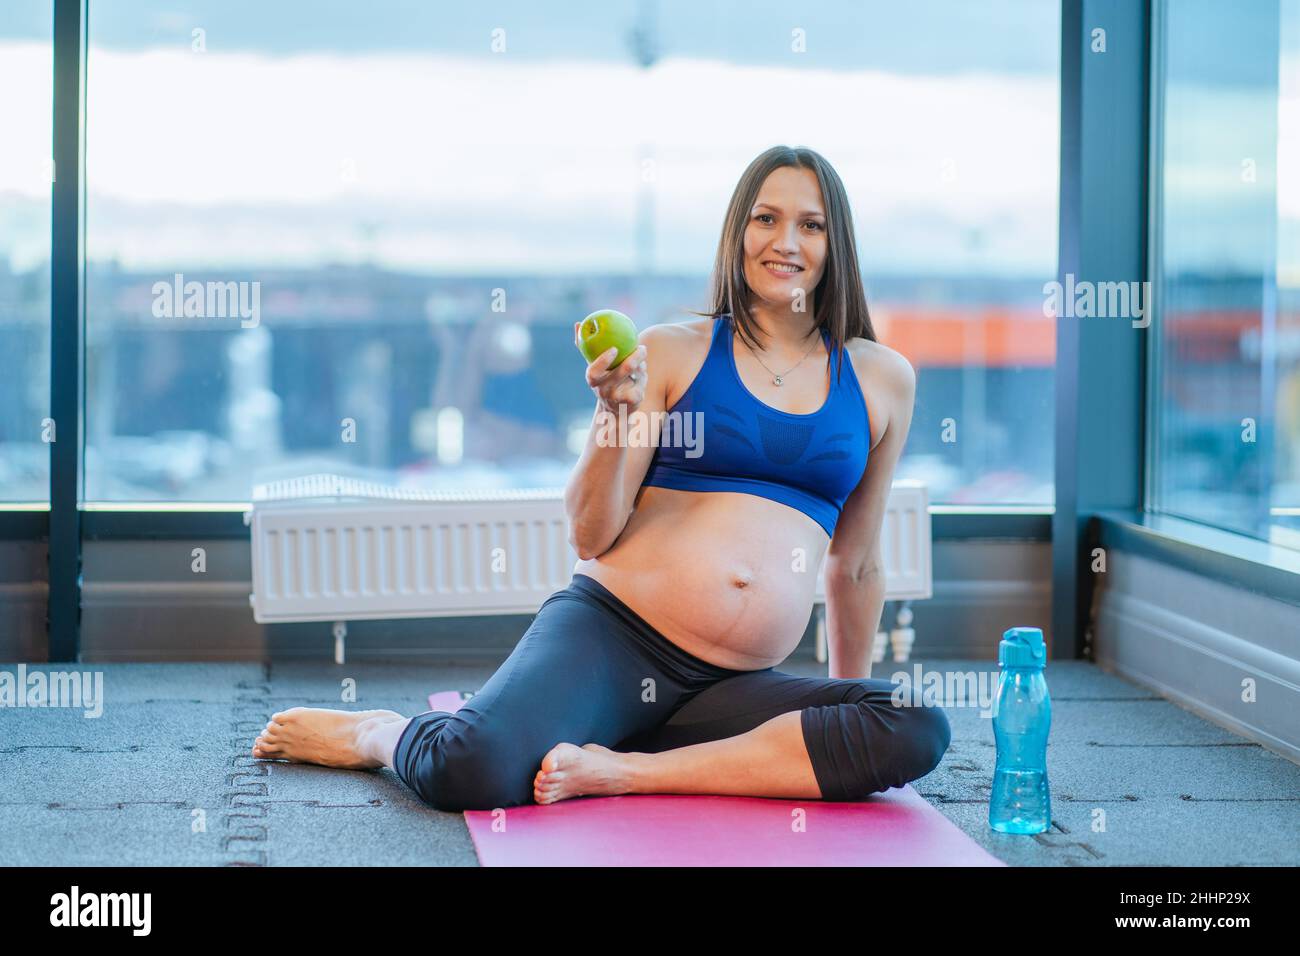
{"left": 0, "top": 1, "right": 52, "bottom": 504}
{"left": 82, "top": 0, "right": 1058, "bottom": 505}
{"left": 1149, "top": 0, "right": 1300, "bottom": 548}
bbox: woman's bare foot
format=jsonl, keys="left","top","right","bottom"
{"left": 251, "top": 708, "right": 404, "bottom": 770}
{"left": 533, "top": 742, "right": 637, "bottom": 804}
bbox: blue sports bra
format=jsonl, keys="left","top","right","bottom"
{"left": 640, "top": 314, "right": 871, "bottom": 536}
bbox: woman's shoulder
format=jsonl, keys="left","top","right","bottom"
{"left": 641, "top": 315, "right": 716, "bottom": 355}
{"left": 846, "top": 337, "right": 915, "bottom": 395}
{"left": 637, "top": 317, "right": 718, "bottom": 408}
{"left": 843, "top": 337, "right": 915, "bottom": 451}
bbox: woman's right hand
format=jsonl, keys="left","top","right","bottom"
{"left": 576, "top": 320, "right": 647, "bottom": 415}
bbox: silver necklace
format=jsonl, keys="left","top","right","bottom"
{"left": 740, "top": 327, "right": 824, "bottom": 386}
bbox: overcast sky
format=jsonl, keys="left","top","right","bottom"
{"left": 0, "top": 1, "right": 1294, "bottom": 280}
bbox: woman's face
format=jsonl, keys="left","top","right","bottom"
{"left": 742, "top": 165, "right": 828, "bottom": 314}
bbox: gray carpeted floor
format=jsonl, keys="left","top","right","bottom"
{"left": 1, "top": 658, "right": 1296, "bottom": 866}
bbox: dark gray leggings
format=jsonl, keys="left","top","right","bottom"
{"left": 392, "top": 573, "right": 951, "bottom": 811}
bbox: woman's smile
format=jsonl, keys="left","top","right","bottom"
{"left": 761, "top": 260, "right": 805, "bottom": 278}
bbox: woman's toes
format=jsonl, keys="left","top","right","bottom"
{"left": 541, "top": 742, "right": 580, "bottom": 773}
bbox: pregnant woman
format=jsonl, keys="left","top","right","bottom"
{"left": 252, "top": 145, "right": 951, "bottom": 809}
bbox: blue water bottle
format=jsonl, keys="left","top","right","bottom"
{"left": 989, "top": 626, "right": 1051, "bottom": 834}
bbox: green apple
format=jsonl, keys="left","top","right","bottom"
{"left": 576, "top": 309, "right": 639, "bottom": 368}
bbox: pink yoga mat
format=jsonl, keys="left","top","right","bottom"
{"left": 429, "top": 690, "right": 472, "bottom": 712}
{"left": 430, "top": 688, "right": 1002, "bottom": 867}
{"left": 464, "top": 789, "right": 1002, "bottom": 867}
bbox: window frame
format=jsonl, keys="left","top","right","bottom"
{"left": 23, "top": 0, "right": 1295, "bottom": 660}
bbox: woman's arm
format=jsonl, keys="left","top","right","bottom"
{"left": 823, "top": 346, "right": 917, "bottom": 679}
{"left": 825, "top": 570, "right": 887, "bottom": 679}
{"left": 565, "top": 324, "right": 669, "bottom": 559}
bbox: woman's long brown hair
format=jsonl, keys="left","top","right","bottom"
{"left": 691, "top": 145, "right": 876, "bottom": 384}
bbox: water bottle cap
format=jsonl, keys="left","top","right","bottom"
{"left": 999, "top": 626, "right": 1047, "bottom": 668}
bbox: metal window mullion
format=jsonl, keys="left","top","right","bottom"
{"left": 48, "top": 0, "right": 87, "bottom": 662}
{"left": 1143, "top": 0, "right": 1165, "bottom": 519}
{"left": 1052, "top": 0, "right": 1085, "bottom": 660}
{"left": 1052, "top": 0, "right": 1153, "bottom": 659}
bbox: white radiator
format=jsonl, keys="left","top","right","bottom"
{"left": 247, "top": 473, "right": 931, "bottom": 662}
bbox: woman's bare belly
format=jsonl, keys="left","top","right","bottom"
{"left": 571, "top": 485, "right": 830, "bottom": 671}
